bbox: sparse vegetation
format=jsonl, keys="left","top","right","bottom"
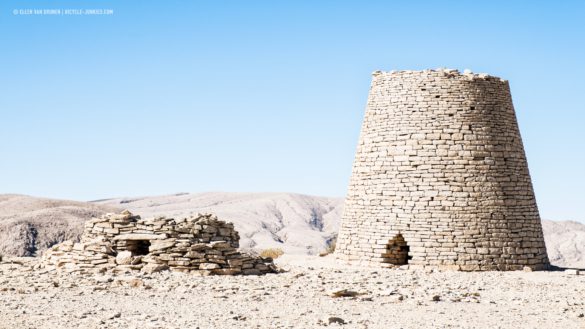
{"left": 260, "top": 248, "right": 284, "bottom": 259}
{"left": 319, "top": 237, "right": 337, "bottom": 257}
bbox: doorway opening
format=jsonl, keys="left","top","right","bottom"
{"left": 124, "top": 240, "right": 151, "bottom": 256}
{"left": 381, "top": 234, "right": 411, "bottom": 265}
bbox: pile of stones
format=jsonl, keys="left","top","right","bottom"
{"left": 39, "top": 210, "right": 277, "bottom": 275}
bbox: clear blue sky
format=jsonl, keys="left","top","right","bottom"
{"left": 0, "top": 1, "right": 583, "bottom": 222}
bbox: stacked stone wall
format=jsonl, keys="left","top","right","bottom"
{"left": 40, "top": 211, "right": 276, "bottom": 275}
{"left": 335, "top": 69, "right": 550, "bottom": 271}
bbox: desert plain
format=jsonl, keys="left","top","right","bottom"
{"left": 1, "top": 254, "right": 584, "bottom": 329}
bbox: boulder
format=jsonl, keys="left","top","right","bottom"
{"left": 115, "top": 251, "right": 132, "bottom": 265}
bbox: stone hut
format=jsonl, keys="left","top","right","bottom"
{"left": 335, "top": 69, "right": 550, "bottom": 271}
{"left": 40, "top": 211, "right": 277, "bottom": 275}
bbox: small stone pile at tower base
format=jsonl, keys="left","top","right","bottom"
{"left": 335, "top": 69, "right": 550, "bottom": 271}
{"left": 39, "top": 211, "right": 277, "bottom": 275}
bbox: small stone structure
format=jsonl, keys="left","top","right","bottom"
{"left": 40, "top": 211, "right": 277, "bottom": 275}
{"left": 335, "top": 69, "right": 550, "bottom": 271}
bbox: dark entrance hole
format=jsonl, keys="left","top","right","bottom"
{"left": 381, "top": 234, "right": 411, "bottom": 265}
{"left": 125, "top": 240, "right": 151, "bottom": 256}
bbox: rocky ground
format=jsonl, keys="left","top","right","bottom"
{"left": 1, "top": 255, "right": 584, "bottom": 329}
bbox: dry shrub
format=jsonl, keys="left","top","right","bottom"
{"left": 128, "top": 278, "right": 144, "bottom": 288}
{"left": 260, "top": 248, "right": 284, "bottom": 259}
{"left": 319, "top": 237, "right": 337, "bottom": 257}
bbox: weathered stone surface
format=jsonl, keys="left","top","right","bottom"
{"left": 40, "top": 211, "right": 277, "bottom": 276}
{"left": 335, "top": 69, "right": 550, "bottom": 271}
{"left": 149, "top": 239, "right": 176, "bottom": 251}
{"left": 199, "top": 263, "right": 220, "bottom": 270}
{"left": 115, "top": 251, "right": 132, "bottom": 265}
{"left": 113, "top": 234, "right": 166, "bottom": 241}
{"left": 141, "top": 263, "right": 169, "bottom": 274}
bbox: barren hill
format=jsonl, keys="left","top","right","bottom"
{"left": 0, "top": 194, "right": 120, "bottom": 257}
{"left": 542, "top": 220, "right": 585, "bottom": 268}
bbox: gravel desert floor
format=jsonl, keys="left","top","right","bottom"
{"left": 1, "top": 255, "right": 584, "bottom": 329}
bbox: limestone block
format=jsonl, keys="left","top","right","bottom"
{"left": 149, "top": 239, "right": 177, "bottom": 251}
{"left": 115, "top": 251, "right": 133, "bottom": 265}
{"left": 199, "top": 263, "right": 220, "bottom": 270}
{"left": 113, "top": 233, "right": 167, "bottom": 241}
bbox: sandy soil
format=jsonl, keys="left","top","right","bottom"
{"left": 0, "top": 255, "right": 584, "bottom": 329}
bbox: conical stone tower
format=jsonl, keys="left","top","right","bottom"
{"left": 335, "top": 69, "right": 549, "bottom": 271}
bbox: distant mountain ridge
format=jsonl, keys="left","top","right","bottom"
{"left": 1, "top": 193, "right": 583, "bottom": 268}
{"left": 0, "top": 194, "right": 119, "bottom": 257}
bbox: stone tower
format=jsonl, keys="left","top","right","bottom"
{"left": 335, "top": 69, "right": 549, "bottom": 271}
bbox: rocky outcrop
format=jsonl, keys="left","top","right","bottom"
{"left": 39, "top": 211, "right": 277, "bottom": 275}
